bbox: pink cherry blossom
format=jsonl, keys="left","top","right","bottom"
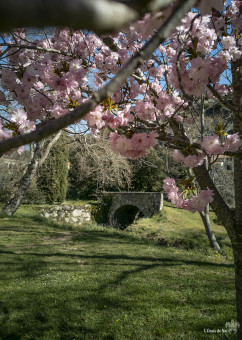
{"left": 224, "top": 133, "right": 242, "bottom": 152}
{"left": 10, "top": 108, "right": 28, "bottom": 124}
{"left": 188, "top": 57, "right": 210, "bottom": 82}
{"left": 183, "top": 153, "right": 206, "bottom": 168}
{"left": 18, "top": 120, "right": 36, "bottom": 134}
{"left": 222, "top": 36, "right": 236, "bottom": 49}
{"left": 85, "top": 106, "right": 105, "bottom": 130}
{"left": 163, "top": 177, "right": 214, "bottom": 213}
{"left": 173, "top": 150, "right": 185, "bottom": 163}
{"left": 114, "top": 135, "right": 131, "bottom": 153}
{"left": 186, "top": 189, "right": 214, "bottom": 213}
{"left": 163, "top": 177, "right": 179, "bottom": 194}
{"left": 201, "top": 135, "right": 223, "bottom": 155}
{"left": 136, "top": 101, "right": 156, "bottom": 121}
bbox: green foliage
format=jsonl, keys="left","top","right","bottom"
{"left": 37, "top": 133, "right": 69, "bottom": 204}
{"left": 130, "top": 145, "right": 186, "bottom": 192}
{"left": 67, "top": 154, "right": 97, "bottom": 199}
{"left": 91, "top": 193, "right": 114, "bottom": 224}
{"left": 23, "top": 179, "right": 47, "bottom": 204}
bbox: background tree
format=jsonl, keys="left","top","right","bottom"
{"left": 0, "top": 150, "right": 31, "bottom": 203}
{"left": 130, "top": 144, "right": 186, "bottom": 191}
{"left": 67, "top": 133, "right": 132, "bottom": 199}
{"left": 1, "top": 132, "right": 62, "bottom": 215}
{"left": 36, "top": 132, "right": 69, "bottom": 204}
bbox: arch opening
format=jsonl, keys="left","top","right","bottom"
{"left": 112, "top": 205, "right": 144, "bottom": 229}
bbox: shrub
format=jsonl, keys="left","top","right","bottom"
{"left": 36, "top": 133, "right": 69, "bottom": 204}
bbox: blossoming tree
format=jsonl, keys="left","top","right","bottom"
{"left": 0, "top": 0, "right": 242, "bottom": 336}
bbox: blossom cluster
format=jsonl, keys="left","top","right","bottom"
{"left": 172, "top": 133, "right": 242, "bottom": 168}
{"left": 202, "top": 134, "right": 242, "bottom": 154}
{"left": 109, "top": 131, "right": 158, "bottom": 159}
{"left": 173, "top": 150, "right": 206, "bottom": 168}
{"left": 1, "top": 2, "right": 240, "bottom": 138}
{"left": 0, "top": 107, "right": 35, "bottom": 138}
{"left": 163, "top": 177, "right": 214, "bottom": 213}
{"left": 166, "top": 4, "right": 242, "bottom": 98}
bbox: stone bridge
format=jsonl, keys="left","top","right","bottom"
{"left": 102, "top": 192, "right": 163, "bottom": 227}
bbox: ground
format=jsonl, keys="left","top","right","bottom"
{"left": 0, "top": 202, "right": 236, "bottom": 340}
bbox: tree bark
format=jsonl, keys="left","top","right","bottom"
{"left": 0, "top": 0, "right": 175, "bottom": 34}
{"left": 198, "top": 96, "right": 221, "bottom": 252}
{"left": 230, "top": 233, "right": 242, "bottom": 339}
{"left": 1, "top": 132, "right": 61, "bottom": 216}
{"left": 232, "top": 157, "right": 242, "bottom": 339}
{"left": 199, "top": 204, "right": 221, "bottom": 253}
{"left": 231, "top": 57, "right": 242, "bottom": 339}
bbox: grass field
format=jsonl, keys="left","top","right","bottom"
{"left": 0, "top": 203, "right": 236, "bottom": 340}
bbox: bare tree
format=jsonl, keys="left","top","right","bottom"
{"left": 1, "top": 131, "right": 62, "bottom": 216}
{"left": 68, "top": 133, "right": 132, "bottom": 198}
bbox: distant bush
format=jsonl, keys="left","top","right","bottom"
{"left": 23, "top": 180, "right": 47, "bottom": 204}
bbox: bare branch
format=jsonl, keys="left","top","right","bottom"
{"left": 207, "top": 84, "right": 235, "bottom": 112}
{"left": 0, "top": 43, "right": 74, "bottom": 58}
{"left": 39, "top": 131, "right": 62, "bottom": 166}
{"left": 0, "top": 0, "right": 196, "bottom": 156}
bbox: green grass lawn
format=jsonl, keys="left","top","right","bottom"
{"left": 0, "top": 203, "right": 236, "bottom": 340}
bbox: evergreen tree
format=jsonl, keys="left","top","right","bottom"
{"left": 130, "top": 145, "right": 186, "bottom": 192}
{"left": 37, "top": 132, "right": 69, "bottom": 204}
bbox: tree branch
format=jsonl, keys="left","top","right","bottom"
{"left": 39, "top": 131, "right": 62, "bottom": 166}
{"left": 192, "top": 163, "right": 234, "bottom": 233}
{"left": 206, "top": 83, "right": 236, "bottom": 113}
{"left": 0, "top": 0, "right": 196, "bottom": 156}
{"left": 0, "top": 43, "right": 74, "bottom": 58}
{"left": 167, "top": 106, "right": 234, "bottom": 233}
{"left": 0, "top": 0, "right": 174, "bottom": 34}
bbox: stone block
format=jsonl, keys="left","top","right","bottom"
{"left": 72, "top": 209, "right": 83, "bottom": 217}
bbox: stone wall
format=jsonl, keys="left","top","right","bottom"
{"left": 40, "top": 204, "right": 92, "bottom": 225}
{"left": 39, "top": 192, "right": 163, "bottom": 227}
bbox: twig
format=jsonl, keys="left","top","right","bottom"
{"left": 206, "top": 83, "right": 235, "bottom": 112}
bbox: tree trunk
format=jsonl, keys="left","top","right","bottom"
{"left": 198, "top": 96, "right": 221, "bottom": 252}
{"left": 230, "top": 234, "right": 242, "bottom": 339}
{"left": 231, "top": 58, "right": 242, "bottom": 339}
{"left": 200, "top": 204, "right": 221, "bottom": 253}
{"left": 1, "top": 132, "right": 61, "bottom": 216}
{"left": 188, "top": 165, "right": 221, "bottom": 252}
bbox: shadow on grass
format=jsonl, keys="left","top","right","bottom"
{"left": 0, "top": 247, "right": 234, "bottom": 269}
{"left": 0, "top": 213, "right": 236, "bottom": 340}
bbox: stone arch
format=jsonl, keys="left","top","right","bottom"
{"left": 112, "top": 204, "right": 144, "bottom": 228}
{"left": 102, "top": 192, "right": 163, "bottom": 226}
